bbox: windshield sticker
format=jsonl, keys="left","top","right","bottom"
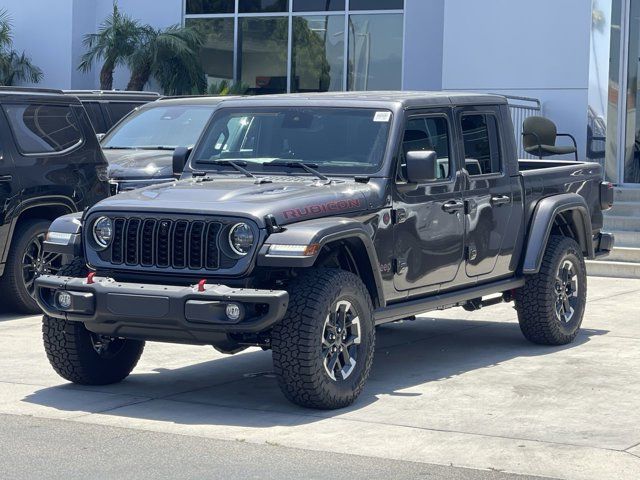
{"left": 373, "top": 111, "right": 391, "bottom": 123}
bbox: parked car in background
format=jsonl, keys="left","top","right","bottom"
{"left": 100, "top": 96, "right": 231, "bottom": 193}
{"left": 0, "top": 87, "right": 109, "bottom": 313}
{"left": 64, "top": 90, "right": 160, "bottom": 136}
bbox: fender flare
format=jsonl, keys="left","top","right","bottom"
{"left": 522, "top": 193, "right": 595, "bottom": 274}
{"left": 257, "top": 217, "right": 385, "bottom": 307}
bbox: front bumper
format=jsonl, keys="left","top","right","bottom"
{"left": 35, "top": 275, "right": 289, "bottom": 344}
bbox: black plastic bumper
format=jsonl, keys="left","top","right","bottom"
{"left": 35, "top": 275, "right": 289, "bottom": 344}
{"left": 594, "top": 232, "right": 615, "bottom": 257}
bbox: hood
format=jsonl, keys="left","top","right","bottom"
{"left": 90, "top": 175, "right": 382, "bottom": 227}
{"left": 103, "top": 149, "right": 174, "bottom": 180}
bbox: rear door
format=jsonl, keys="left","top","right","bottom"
{"left": 455, "top": 106, "right": 518, "bottom": 278}
{"left": 0, "top": 111, "right": 20, "bottom": 257}
{"left": 393, "top": 109, "right": 465, "bottom": 291}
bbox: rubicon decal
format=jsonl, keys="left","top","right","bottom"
{"left": 283, "top": 199, "right": 361, "bottom": 219}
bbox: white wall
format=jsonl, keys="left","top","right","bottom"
{"left": 439, "top": 0, "right": 593, "bottom": 158}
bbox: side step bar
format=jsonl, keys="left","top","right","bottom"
{"left": 374, "top": 277, "right": 525, "bottom": 325}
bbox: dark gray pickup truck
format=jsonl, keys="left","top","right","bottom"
{"left": 35, "top": 92, "right": 614, "bottom": 409}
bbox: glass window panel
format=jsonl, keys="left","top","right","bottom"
{"left": 292, "top": 16, "right": 344, "bottom": 92}
{"left": 624, "top": 0, "right": 640, "bottom": 183}
{"left": 187, "top": 18, "right": 235, "bottom": 89}
{"left": 105, "top": 102, "right": 142, "bottom": 126}
{"left": 185, "top": 0, "right": 235, "bottom": 14}
{"left": 293, "top": 0, "right": 345, "bottom": 12}
{"left": 82, "top": 102, "right": 107, "bottom": 135}
{"left": 461, "top": 114, "right": 502, "bottom": 176}
{"left": 349, "top": 0, "right": 403, "bottom": 10}
{"left": 239, "top": 17, "right": 289, "bottom": 94}
{"left": 348, "top": 14, "right": 403, "bottom": 91}
{"left": 239, "top": 0, "right": 288, "bottom": 13}
{"left": 3, "top": 103, "right": 83, "bottom": 154}
{"left": 400, "top": 116, "right": 451, "bottom": 181}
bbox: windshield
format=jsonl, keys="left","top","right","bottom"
{"left": 102, "top": 105, "right": 215, "bottom": 149}
{"left": 192, "top": 107, "right": 392, "bottom": 174}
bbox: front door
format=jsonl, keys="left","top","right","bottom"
{"left": 393, "top": 110, "right": 465, "bottom": 291}
{"left": 456, "top": 107, "right": 517, "bottom": 278}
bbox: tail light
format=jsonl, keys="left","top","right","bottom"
{"left": 599, "top": 181, "right": 614, "bottom": 211}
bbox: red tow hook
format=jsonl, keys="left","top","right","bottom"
{"left": 197, "top": 279, "right": 207, "bottom": 292}
{"left": 86, "top": 272, "right": 96, "bottom": 285}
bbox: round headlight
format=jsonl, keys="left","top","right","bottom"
{"left": 228, "top": 223, "right": 254, "bottom": 256}
{"left": 92, "top": 216, "right": 113, "bottom": 248}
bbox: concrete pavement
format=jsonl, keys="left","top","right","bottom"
{"left": 0, "top": 275, "right": 639, "bottom": 479}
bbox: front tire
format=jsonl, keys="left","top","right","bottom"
{"left": 42, "top": 257, "right": 144, "bottom": 385}
{"left": 271, "top": 269, "right": 375, "bottom": 409}
{"left": 515, "top": 235, "right": 587, "bottom": 345}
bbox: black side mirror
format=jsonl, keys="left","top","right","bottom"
{"left": 405, "top": 150, "right": 438, "bottom": 184}
{"left": 172, "top": 147, "right": 192, "bottom": 177}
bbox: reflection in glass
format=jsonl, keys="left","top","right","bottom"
{"left": 187, "top": 18, "right": 235, "bottom": 88}
{"left": 624, "top": 0, "right": 640, "bottom": 183}
{"left": 239, "top": 0, "right": 288, "bottom": 13}
{"left": 349, "top": 0, "right": 403, "bottom": 10}
{"left": 185, "top": 0, "right": 235, "bottom": 14}
{"left": 292, "top": 16, "right": 344, "bottom": 92}
{"left": 293, "top": 0, "right": 345, "bottom": 11}
{"left": 348, "top": 14, "right": 403, "bottom": 91}
{"left": 239, "top": 17, "right": 289, "bottom": 94}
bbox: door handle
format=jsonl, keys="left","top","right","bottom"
{"left": 0, "top": 174, "right": 12, "bottom": 182}
{"left": 490, "top": 195, "right": 511, "bottom": 206}
{"left": 442, "top": 200, "right": 464, "bottom": 214}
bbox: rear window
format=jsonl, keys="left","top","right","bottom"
{"left": 2, "top": 103, "right": 83, "bottom": 154}
{"left": 82, "top": 101, "right": 107, "bottom": 134}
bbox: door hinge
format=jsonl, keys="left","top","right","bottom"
{"left": 391, "top": 208, "right": 407, "bottom": 224}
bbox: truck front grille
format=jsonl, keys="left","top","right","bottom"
{"left": 109, "top": 217, "right": 222, "bottom": 271}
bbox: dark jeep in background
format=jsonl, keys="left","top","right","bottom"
{"left": 36, "top": 92, "right": 614, "bottom": 409}
{"left": 65, "top": 90, "right": 160, "bottom": 136}
{"left": 101, "top": 96, "right": 229, "bottom": 194}
{"left": 0, "top": 87, "right": 109, "bottom": 313}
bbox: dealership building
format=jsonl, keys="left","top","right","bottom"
{"left": 3, "top": 0, "right": 637, "bottom": 187}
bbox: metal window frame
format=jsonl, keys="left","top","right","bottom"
{"left": 182, "top": 0, "right": 404, "bottom": 92}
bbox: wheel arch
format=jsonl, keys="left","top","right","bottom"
{"left": 522, "top": 193, "right": 594, "bottom": 274}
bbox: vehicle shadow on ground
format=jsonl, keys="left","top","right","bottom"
{"left": 24, "top": 317, "right": 608, "bottom": 427}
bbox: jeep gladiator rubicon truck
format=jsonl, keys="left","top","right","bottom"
{"left": 35, "top": 92, "right": 614, "bottom": 409}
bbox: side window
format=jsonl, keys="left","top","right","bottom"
{"left": 106, "top": 102, "right": 141, "bottom": 126}
{"left": 400, "top": 115, "right": 451, "bottom": 181}
{"left": 82, "top": 102, "right": 107, "bottom": 134}
{"left": 2, "top": 103, "right": 83, "bottom": 154}
{"left": 460, "top": 113, "right": 502, "bottom": 176}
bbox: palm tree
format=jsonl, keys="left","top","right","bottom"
{"left": 127, "top": 24, "right": 205, "bottom": 94}
{"left": 0, "top": 9, "right": 43, "bottom": 86}
{"left": 78, "top": 2, "right": 143, "bottom": 90}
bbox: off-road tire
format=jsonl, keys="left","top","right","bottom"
{"left": 271, "top": 268, "right": 375, "bottom": 410}
{"left": 515, "top": 235, "right": 587, "bottom": 345}
{"left": 42, "top": 257, "right": 144, "bottom": 385}
{"left": 0, "top": 218, "right": 52, "bottom": 314}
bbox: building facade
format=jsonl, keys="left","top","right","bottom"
{"left": 4, "top": 0, "right": 637, "bottom": 186}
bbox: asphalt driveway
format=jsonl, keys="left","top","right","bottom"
{"left": 0, "top": 275, "right": 638, "bottom": 479}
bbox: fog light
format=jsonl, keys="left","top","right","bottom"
{"left": 225, "top": 303, "right": 242, "bottom": 321}
{"left": 56, "top": 291, "right": 72, "bottom": 310}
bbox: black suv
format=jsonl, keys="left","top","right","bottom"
{"left": 0, "top": 87, "right": 109, "bottom": 313}
{"left": 37, "top": 92, "right": 613, "bottom": 409}
{"left": 64, "top": 90, "right": 160, "bottom": 136}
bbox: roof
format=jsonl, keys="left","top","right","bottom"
{"left": 218, "top": 91, "right": 507, "bottom": 110}
{"left": 137, "top": 95, "right": 240, "bottom": 108}
{"left": 63, "top": 90, "right": 160, "bottom": 101}
{"left": 0, "top": 86, "right": 83, "bottom": 104}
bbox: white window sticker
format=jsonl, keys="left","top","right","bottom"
{"left": 373, "top": 111, "right": 391, "bottom": 122}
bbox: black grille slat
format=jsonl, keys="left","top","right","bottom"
{"left": 140, "top": 219, "right": 156, "bottom": 266}
{"left": 106, "top": 217, "right": 225, "bottom": 271}
{"left": 111, "top": 219, "right": 125, "bottom": 264}
{"left": 125, "top": 219, "right": 141, "bottom": 265}
{"left": 172, "top": 221, "right": 188, "bottom": 269}
{"left": 188, "top": 221, "right": 205, "bottom": 269}
{"left": 205, "top": 223, "right": 221, "bottom": 270}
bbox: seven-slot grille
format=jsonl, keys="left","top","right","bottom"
{"left": 108, "top": 218, "right": 222, "bottom": 270}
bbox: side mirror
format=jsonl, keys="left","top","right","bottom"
{"left": 405, "top": 150, "right": 438, "bottom": 184}
{"left": 172, "top": 147, "right": 192, "bottom": 177}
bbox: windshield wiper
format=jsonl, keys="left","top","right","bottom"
{"left": 206, "top": 160, "right": 271, "bottom": 184}
{"left": 264, "top": 160, "right": 329, "bottom": 182}
{"left": 138, "top": 146, "right": 176, "bottom": 151}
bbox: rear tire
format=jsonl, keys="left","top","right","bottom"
{"left": 271, "top": 269, "right": 375, "bottom": 409}
{"left": 515, "top": 235, "right": 587, "bottom": 345}
{"left": 42, "top": 257, "right": 144, "bottom": 385}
